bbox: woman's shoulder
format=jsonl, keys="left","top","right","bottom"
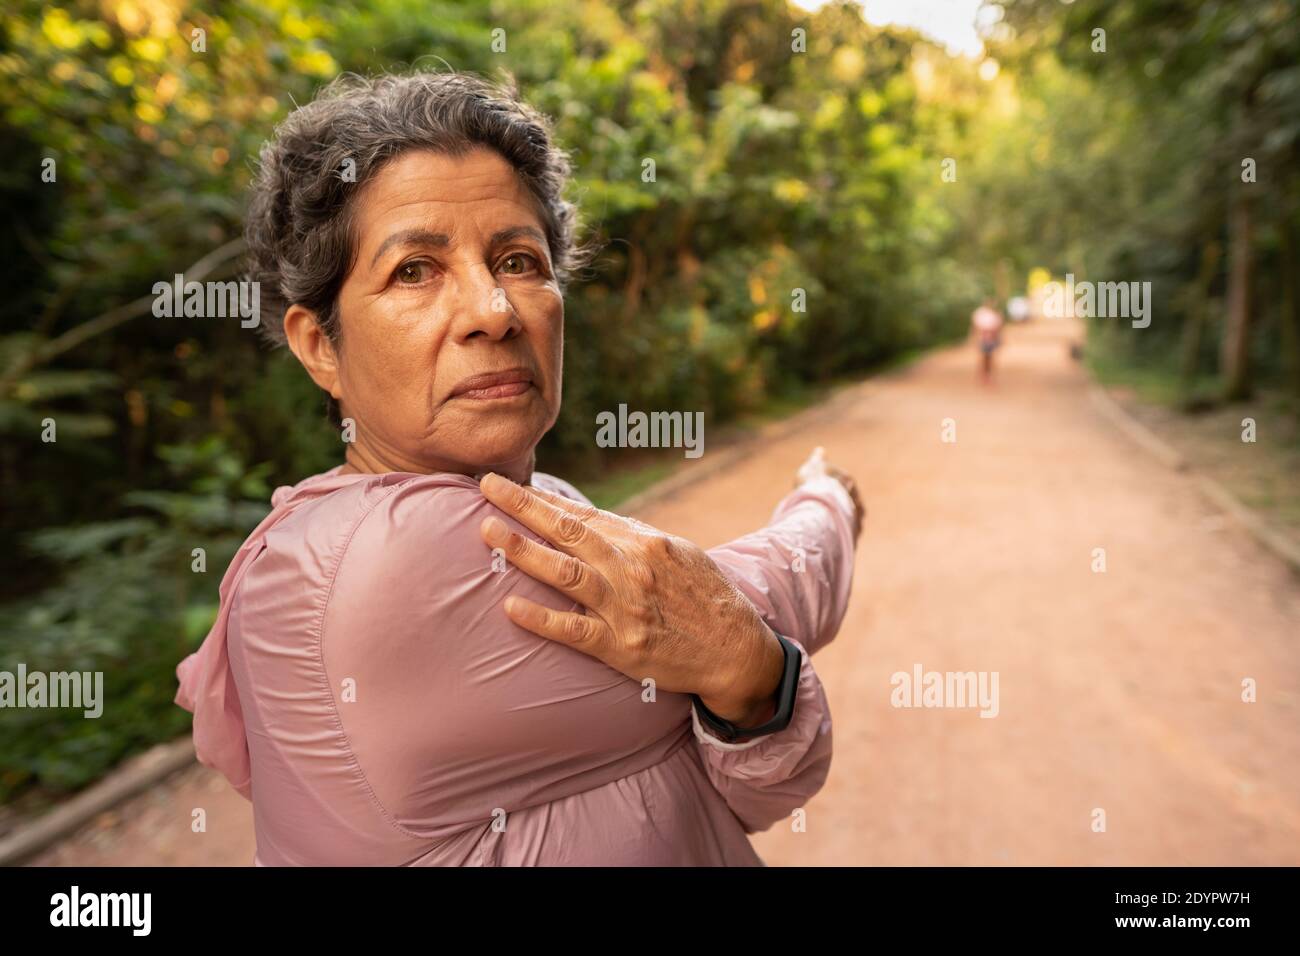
{"left": 254, "top": 468, "right": 587, "bottom": 592}
{"left": 530, "top": 471, "right": 592, "bottom": 506}
{"left": 240, "top": 470, "right": 484, "bottom": 596}
{"left": 274, "top": 468, "right": 587, "bottom": 519}
{"left": 269, "top": 470, "right": 486, "bottom": 557}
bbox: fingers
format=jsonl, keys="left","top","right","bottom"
{"left": 826, "top": 463, "right": 857, "bottom": 497}
{"left": 481, "top": 514, "right": 610, "bottom": 610}
{"left": 526, "top": 484, "right": 661, "bottom": 541}
{"left": 526, "top": 486, "right": 623, "bottom": 530}
{"left": 480, "top": 473, "right": 617, "bottom": 563}
{"left": 503, "top": 594, "right": 611, "bottom": 652}
{"left": 796, "top": 445, "right": 828, "bottom": 484}
{"left": 792, "top": 449, "right": 865, "bottom": 539}
{"left": 823, "top": 464, "right": 866, "bottom": 539}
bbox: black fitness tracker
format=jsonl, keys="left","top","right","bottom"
{"left": 691, "top": 632, "right": 802, "bottom": 743}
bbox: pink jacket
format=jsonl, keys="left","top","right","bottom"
{"left": 174, "top": 466, "right": 856, "bottom": 865}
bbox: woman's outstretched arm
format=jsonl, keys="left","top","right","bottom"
{"left": 706, "top": 465, "right": 859, "bottom": 657}
{"left": 687, "top": 459, "right": 858, "bottom": 831}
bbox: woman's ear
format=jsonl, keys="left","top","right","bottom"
{"left": 283, "top": 305, "right": 343, "bottom": 401}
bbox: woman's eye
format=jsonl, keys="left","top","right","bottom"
{"left": 395, "top": 261, "right": 428, "bottom": 284}
{"left": 498, "top": 253, "right": 538, "bottom": 276}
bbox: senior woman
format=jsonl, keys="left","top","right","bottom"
{"left": 175, "top": 70, "right": 864, "bottom": 866}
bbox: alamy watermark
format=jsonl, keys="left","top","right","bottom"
{"left": 0, "top": 664, "right": 103, "bottom": 718}
{"left": 1042, "top": 273, "right": 1151, "bottom": 328}
{"left": 50, "top": 886, "right": 150, "bottom": 936}
{"left": 152, "top": 273, "right": 260, "bottom": 328}
{"left": 595, "top": 404, "right": 704, "bottom": 459}
{"left": 890, "top": 663, "right": 999, "bottom": 718}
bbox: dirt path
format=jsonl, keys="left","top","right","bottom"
{"left": 32, "top": 318, "right": 1300, "bottom": 866}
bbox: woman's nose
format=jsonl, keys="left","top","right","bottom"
{"left": 449, "top": 264, "right": 522, "bottom": 342}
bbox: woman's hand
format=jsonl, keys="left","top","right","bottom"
{"left": 478, "top": 474, "right": 785, "bottom": 729}
{"left": 796, "top": 446, "right": 864, "bottom": 541}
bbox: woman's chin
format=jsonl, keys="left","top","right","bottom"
{"left": 404, "top": 398, "right": 552, "bottom": 477}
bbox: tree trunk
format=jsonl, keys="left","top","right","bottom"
{"left": 1281, "top": 216, "right": 1300, "bottom": 402}
{"left": 1180, "top": 239, "right": 1220, "bottom": 403}
{"left": 1220, "top": 190, "right": 1254, "bottom": 401}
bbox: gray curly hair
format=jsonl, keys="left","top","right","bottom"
{"left": 244, "top": 69, "right": 594, "bottom": 422}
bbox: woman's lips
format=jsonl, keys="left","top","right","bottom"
{"left": 459, "top": 380, "right": 532, "bottom": 400}
{"left": 450, "top": 369, "right": 535, "bottom": 401}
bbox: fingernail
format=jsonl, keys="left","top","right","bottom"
{"left": 483, "top": 516, "right": 508, "bottom": 542}
{"left": 504, "top": 596, "right": 519, "bottom": 615}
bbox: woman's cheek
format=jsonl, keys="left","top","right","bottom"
{"left": 527, "top": 283, "right": 564, "bottom": 358}
{"left": 351, "top": 345, "right": 421, "bottom": 433}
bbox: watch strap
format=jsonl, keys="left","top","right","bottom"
{"left": 691, "top": 632, "right": 802, "bottom": 743}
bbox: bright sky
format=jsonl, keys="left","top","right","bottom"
{"left": 791, "top": 0, "right": 988, "bottom": 56}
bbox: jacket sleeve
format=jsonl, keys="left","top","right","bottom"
{"left": 689, "top": 474, "right": 858, "bottom": 832}
{"left": 706, "top": 474, "right": 857, "bottom": 656}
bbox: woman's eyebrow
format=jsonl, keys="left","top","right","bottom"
{"left": 490, "top": 225, "right": 546, "bottom": 246}
{"left": 370, "top": 228, "right": 449, "bottom": 268}
{"left": 368, "top": 225, "right": 546, "bottom": 269}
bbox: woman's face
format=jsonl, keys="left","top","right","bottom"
{"left": 287, "top": 146, "right": 564, "bottom": 480}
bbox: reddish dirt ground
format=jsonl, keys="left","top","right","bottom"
{"left": 31, "top": 318, "right": 1300, "bottom": 866}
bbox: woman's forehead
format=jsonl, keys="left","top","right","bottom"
{"left": 356, "top": 147, "right": 539, "bottom": 230}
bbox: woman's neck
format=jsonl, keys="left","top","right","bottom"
{"left": 340, "top": 443, "right": 536, "bottom": 485}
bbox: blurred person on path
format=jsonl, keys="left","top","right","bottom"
{"left": 971, "top": 298, "right": 1005, "bottom": 385}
